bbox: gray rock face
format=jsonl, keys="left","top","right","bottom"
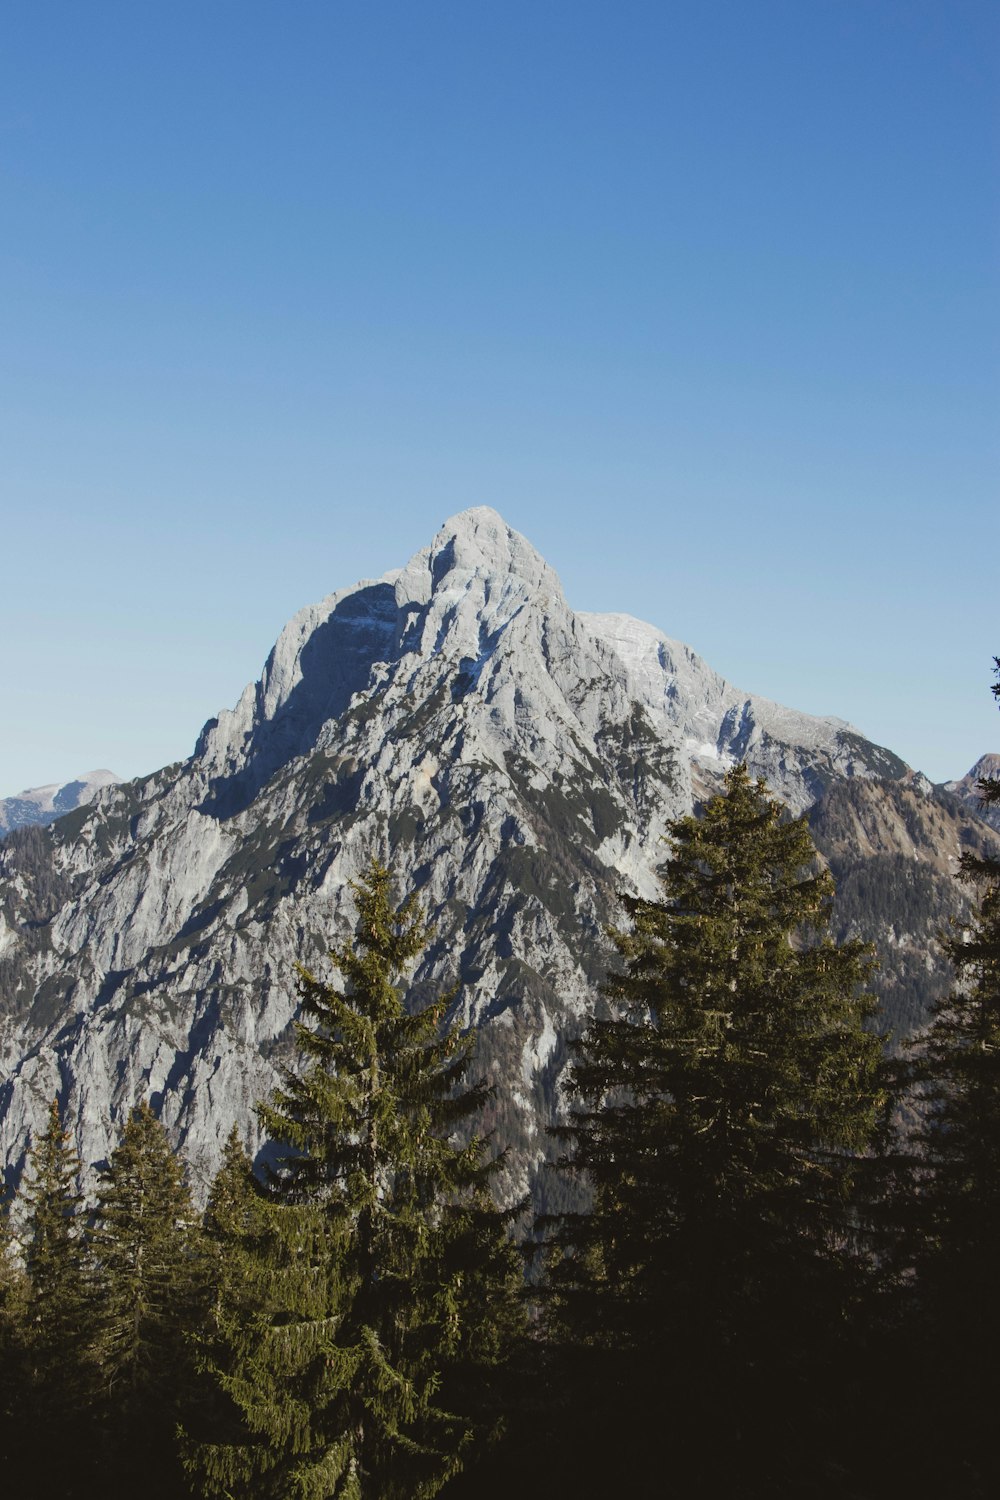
{"left": 0, "top": 771, "right": 119, "bottom": 837}
{"left": 0, "top": 509, "right": 992, "bottom": 1204}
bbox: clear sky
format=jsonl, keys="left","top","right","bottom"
{"left": 1, "top": 0, "right": 996, "bottom": 794}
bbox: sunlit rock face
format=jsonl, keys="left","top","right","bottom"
{"left": 1, "top": 508, "right": 995, "bottom": 1205}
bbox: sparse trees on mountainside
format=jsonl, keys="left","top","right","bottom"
{"left": 540, "top": 764, "right": 890, "bottom": 1494}
{"left": 186, "top": 860, "right": 523, "bottom": 1500}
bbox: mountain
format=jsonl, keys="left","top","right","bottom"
{"left": 0, "top": 508, "right": 996, "bottom": 1203}
{"left": 943, "top": 753, "right": 1000, "bottom": 832}
{"left": 0, "top": 770, "right": 119, "bottom": 837}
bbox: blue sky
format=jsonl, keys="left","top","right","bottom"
{"left": 2, "top": 0, "right": 996, "bottom": 792}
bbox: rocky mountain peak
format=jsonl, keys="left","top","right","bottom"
{"left": 960, "top": 752, "right": 1000, "bottom": 786}
{"left": 4, "top": 508, "right": 990, "bottom": 1208}
{"left": 391, "top": 508, "right": 566, "bottom": 664}
{"left": 396, "top": 507, "right": 557, "bottom": 606}
{"left": 194, "top": 510, "right": 575, "bottom": 809}
{"left": 944, "top": 752, "right": 1000, "bottom": 831}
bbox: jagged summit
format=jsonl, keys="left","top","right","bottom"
{"left": 194, "top": 507, "right": 902, "bottom": 821}
{"left": 403, "top": 506, "right": 555, "bottom": 596}
{"left": 193, "top": 508, "right": 569, "bottom": 814}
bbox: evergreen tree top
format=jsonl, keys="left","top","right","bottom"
{"left": 20, "top": 1098, "right": 85, "bottom": 1275}
{"left": 93, "top": 1101, "right": 196, "bottom": 1233}
{"left": 259, "top": 859, "right": 490, "bottom": 1201}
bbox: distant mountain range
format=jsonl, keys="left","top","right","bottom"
{"left": 1, "top": 509, "right": 996, "bottom": 1204}
{"left": 0, "top": 770, "right": 119, "bottom": 837}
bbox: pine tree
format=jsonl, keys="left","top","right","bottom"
{"left": 182, "top": 1124, "right": 268, "bottom": 1478}
{"left": 542, "top": 764, "right": 888, "bottom": 1493}
{"left": 907, "top": 657, "right": 1000, "bottom": 1491}
{"left": 203, "top": 1122, "right": 259, "bottom": 1250}
{"left": 91, "top": 1100, "right": 207, "bottom": 1494}
{"left": 0, "top": 1191, "right": 29, "bottom": 1479}
{"left": 187, "top": 860, "right": 523, "bottom": 1500}
{"left": 15, "top": 1099, "right": 99, "bottom": 1493}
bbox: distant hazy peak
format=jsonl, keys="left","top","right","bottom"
{"left": 0, "top": 769, "right": 120, "bottom": 836}
{"left": 4, "top": 768, "right": 118, "bottom": 808}
{"left": 945, "top": 752, "right": 1000, "bottom": 791}
{"left": 944, "top": 754, "right": 1000, "bottom": 830}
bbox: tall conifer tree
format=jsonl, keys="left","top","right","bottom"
{"left": 16, "top": 1099, "right": 98, "bottom": 1492}
{"left": 543, "top": 765, "right": 888, "bottom": 1492}
{"left": 91, "top": 1100, "right": 206, "bottom": 1494}
{"left": 188, "top": 861, "right": 522, "bottom": 1500}
{"left": 0, "top": 1188, "right": 29, "bottom": 1479}
{"left": 203, "top": 1123, "right": 259, "bottom": 1250}
{"left": 183, "top": 1124, "right": 267, "bottom": 1479}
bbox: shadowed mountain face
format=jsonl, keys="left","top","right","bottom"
{"left": 195, "top": 583, "right": 400, "bottom": 819}
{"left": 0, "top": 508, "right": 995, "bottom": 1203}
